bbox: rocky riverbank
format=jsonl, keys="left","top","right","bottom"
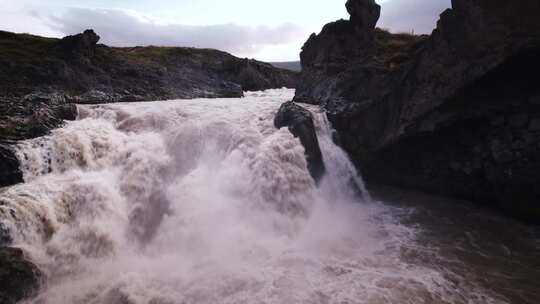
{"left": 294, "top": 0, "right": 540, "bottom": 223}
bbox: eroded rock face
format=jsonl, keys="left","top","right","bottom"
{"left": 0, "top": 247, "right": 42, "bottom": 304}
{"left": 298, "top": 0, "right": 380, "bottom": 72}
{"left": 0, "top": 99, "right": 77, "bottom": 188}
{"left": 295, "top": 0, "right": 540, "bottom": 222}
{"left": 275, "top": 101, "right": 326, "bottom": 183}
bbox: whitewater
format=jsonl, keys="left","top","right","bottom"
{"left": 0, "top": 89, "right": 538, "bottom": 303}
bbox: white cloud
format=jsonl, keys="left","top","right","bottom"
{"left": 379, "top": 0, "right": 451, "bottom": 34}
{"left": 0, "top": 0, "right": 452, "bottom": 60}
{"left": 45, "top": 7, "right": 308, "bottom": 60}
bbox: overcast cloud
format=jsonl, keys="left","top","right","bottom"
{"left": 48, "top": 8, "right": 306, "bottom": 56}
{"left": 0, "top": 0, "right": 451, "bottom": 61}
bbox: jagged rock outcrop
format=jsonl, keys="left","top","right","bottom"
{"left": 57, "top": 29, "right": 100, "bottom": 60}
{"left": 0, "top": 247, "right": 42, "bottom": 303}
{"left": 0, "top": 143, "right": 23, "bottom": 187}
{"left": 295, "top": 0, "right": 540, "bottom": 223}
{"left": 275, "top": 101, "right": 325, "bottom": 182}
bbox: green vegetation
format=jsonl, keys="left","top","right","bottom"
{"left": 113, "top": 45, "right": 227, "bottom": 64}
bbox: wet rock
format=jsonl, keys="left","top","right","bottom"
{"left": 0, "top": 223, "right": 11, "bottom": 247}
{"left": 0, "top": 247, "right": 42, "bottom": 304}
{"left": 215, "top": 81, "right": 243, "bottom": 98}
{"left": 274, "top": 101, "right": 326, "bottom": 182}
{"left": 0, "top": 95, "right": 78, "bottom": 142}
{"left": 56, "top": 103, "right": 78, "bottom": 121}
{"left": 0, "top": 143, "right": 23, "bottom": 187}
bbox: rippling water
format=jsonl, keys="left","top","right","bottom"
{"left": 0, "top": 89, "right": 538, "bottom": 304}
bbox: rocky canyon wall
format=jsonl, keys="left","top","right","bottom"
{"left": 294, "top": 0, "right": 540, "bottom": 222}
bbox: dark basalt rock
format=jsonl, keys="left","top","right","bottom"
{"left": 295, "top": 0, "right": 540, "bottom": 222}
{"left": 57, "top": 29, "right": 100, "bottom": 60}
{"left": 0, "top": 247, "right": 42, "bottom": 304}
{"left": 275, "top": 101, "right": 326, "bottom": 183}
{"left": 346, "top": 0, "right": 380, "bottom": 30}
{"left": 0, "top": 99, "right": 77, "bottom": 188}
{"left": 0, "top": 97, "right": 78, "bottom": 141}
{"left": 0, "top": 143, "right": 23, "bottom": 188}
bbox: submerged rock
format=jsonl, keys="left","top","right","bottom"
{"left": 0, "top": 247, "right": 42, "bottom": 304}
{"left": 295, "top": 0, "right": 540, "bottom": 222}
{"left": 275, "top": 101, "right": 325, "bottom": 183}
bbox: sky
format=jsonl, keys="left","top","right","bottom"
{"left": 0, "top": 0, "right": 451, "bottom": 61}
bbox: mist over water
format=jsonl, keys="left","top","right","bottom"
{"left": 0, "top": 89, "right": 538, "bottom": 303}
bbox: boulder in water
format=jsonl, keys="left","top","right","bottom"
{"left": 0, "top": 143, "right": 23, "bottom": 187}
{"left": 274, "top": 101, "right": 325, "bottom": 183}
{"left": 0, "top": 247, "right": 42, "bottom": 304}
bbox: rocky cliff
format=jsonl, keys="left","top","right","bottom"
{"left": 295, "top": 0, "right": 540, "bottom": 223}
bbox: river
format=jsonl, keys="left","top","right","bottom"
{"left": 0, "top": 89, "right": 538, "bottom": 303}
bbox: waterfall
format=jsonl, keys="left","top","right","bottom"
{"left": 305, "top": 104, "right": 371, "bottom": 204}
{"left": 0, "top": 89, "right": 507, "bottom": 304}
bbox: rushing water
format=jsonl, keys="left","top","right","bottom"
{"left": 0, "top": 89, "right": 538, "bottom": 304}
